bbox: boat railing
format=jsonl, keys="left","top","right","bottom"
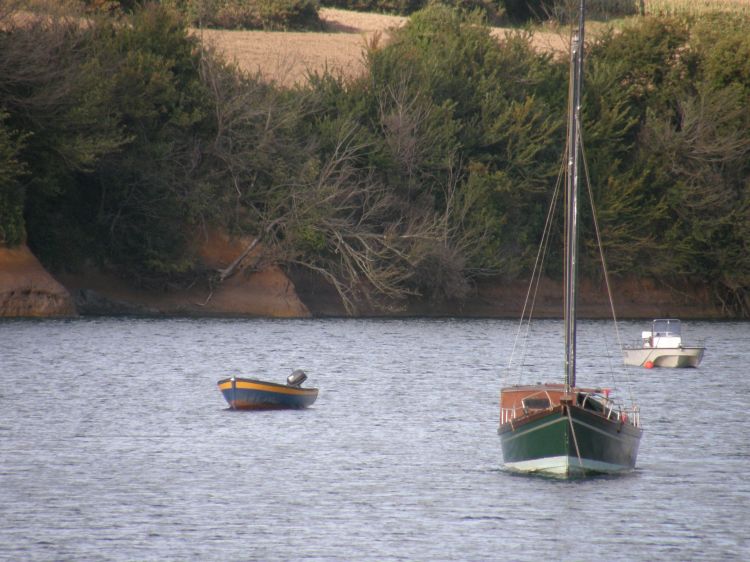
{"left": 621, "top": 405, "right": 641, "bottom": 428}
{"left": 501, "top": 398, "right": 640, "bottom": 427}
{"left": 500, "top": 389, "right": 555, "bottom": 425}
{"left": 626, "top": 336, "right": 705, "bottom": 350}
{"left": 624, "top": 337, "right": 648, "bottom": 350}
{"left": 501, "top": 404, "right": 545, "bottom": 425}
{"left": 611, "top": 402, "right": 640, "bottom": 428}
{"left": 501, "top": 402, "right": 523, "bottom": 425}
{"left": 582, "top": 391, "right": 641, "bottom": 428}
{"left": 606, "top": 399, "right": 615, "bottom": 420}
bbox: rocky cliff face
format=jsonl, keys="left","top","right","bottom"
{"left": 0, "top": 244, "right": 76, "bottom": 317}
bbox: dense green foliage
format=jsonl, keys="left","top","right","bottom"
{"left": 0, "top": 110, "right": 27, "bottom": 245}
{"left": 583, "top": 15, "right": 750, "bottom": 313}
{"left": 1, "top": 3, "right": 218, "bottom": 279}
{"left": 161, "top": 0, "right": 323, "bottom": 29}
{"left": 162, "top": 0, "right": 507, "bottom": 29}
{"left": 322, "top": 0, "right": 505, "bottom": 22}
{"left": 2, "top": 2, "right": 750, "bottom": 313}
{"left": 364, "top": 6, "right": 564, "bottom": 275}
{"left": 322, "top": 0, "right": 422, "bottom": 13}
{"left": 320, "top": 0, "right": 635, "bottom": 23}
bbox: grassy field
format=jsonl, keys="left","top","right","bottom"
{"left": 195, "top": 8, "right": 571, "bottom": 87}
{"left": 199, "top": 2, "right": 749, "bottom": 87}
{"left": 643, "top": 0, "right": 750, "bottom": 16}
{"left": 193, "top": 9, "right": 405, "bottom": 87}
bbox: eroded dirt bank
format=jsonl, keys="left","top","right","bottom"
{"left": 0, "top": 232, "right": 310, "bottom": 318}
{"left": 0, "top": 244, "right": 75, "bottom": 317}
{"left": 1, "top": 241, "right": 725, "bottom": 319}
{"left": 287, "top": 267, "right": 725, "bottom": 319}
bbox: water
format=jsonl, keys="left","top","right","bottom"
{"left": 0, "top": 317, "right": 748, "bottom": 561}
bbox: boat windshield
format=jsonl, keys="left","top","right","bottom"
{"left": 653, "top": 319, "right": 681, "bottom": 337}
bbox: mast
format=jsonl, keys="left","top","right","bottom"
{"left": 564, "top": 0, "right": 585, "bottom": 390}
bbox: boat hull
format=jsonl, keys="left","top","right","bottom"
{"left": 623, "top": 347, "right": 704, "bottom": 368}
{"left": 499, "top": 405, "right": 642, "bottom": 478}
{"left": 217, "top": 377, "right": 318, "bottom": 410}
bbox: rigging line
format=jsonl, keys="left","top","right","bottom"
{"left": 508, "top": 219, "right": 545, "bottom": 372}
{"left": 509, "top": 200, "right": 553, "bottom": 369}
{"left": 640, "top": 349, "right": 658, "bottom": 367}
{"left": 579, "top": 136, "right": 621, "bottom": 347}
{"left": 513, "top": 185, "right": 559, "bottom": 385}
{"left": 599, "top": 325, "right": 623, "bottom": 402}
{"left": 507, "top": 151, "right": 565, "bottom": 383}
{"left": 580, "top": 134, "right": 637, "bottom": 406}
{"left": 508, "top": 25, "right": 572, "bottom": 382}
{"left": 579, "top": 135, "right": 625, "bottom": 396}
{"left": 520, "top": 163, "right": 565, "bottom": 372}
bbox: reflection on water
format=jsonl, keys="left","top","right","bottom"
{"left": 0, "top": 318, "right": 748, "bottom": 560}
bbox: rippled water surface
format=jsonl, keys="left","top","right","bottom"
{"left": 1, "top": 317, "right": 748, "bottom": 561}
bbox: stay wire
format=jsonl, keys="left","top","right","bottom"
{"left": 579, "top": 133, "right": 637, "bottom": 407}
{"left": 506, "top": 150, "right": 565, "bottom": 384}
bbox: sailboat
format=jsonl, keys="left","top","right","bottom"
{"left": 497, "top": 0, "right": 643, "bottom": 477}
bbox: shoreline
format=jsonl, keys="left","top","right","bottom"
{"left": 0, "top": 243, "right": 728, "bottom": 319}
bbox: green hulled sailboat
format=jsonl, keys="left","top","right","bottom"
{"left": 498, "top": 0, "right": 643, "bottom": 478}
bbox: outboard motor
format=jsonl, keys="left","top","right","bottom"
{"left": 287, "top": 369, "right": 307, "bottom": 387}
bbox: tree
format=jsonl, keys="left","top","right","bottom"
{"left": 0, "top": 2, "right": 129, "bottom": 261}
{"left": 0, "top": 112, "right": 28, "bottom": 245}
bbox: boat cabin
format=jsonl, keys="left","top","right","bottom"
{"left": 499, "top": 384, "right": 621, "bottom": 426}
{"left": 642, "top": 318, "right": 682, "bottom": 349}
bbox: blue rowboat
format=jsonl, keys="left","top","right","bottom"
{"left": 217, "top": 370, "right": 318, "bottom": 410}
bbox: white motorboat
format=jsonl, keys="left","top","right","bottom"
{"left": 623, "top": 319, "right": 704, "bottom": 368}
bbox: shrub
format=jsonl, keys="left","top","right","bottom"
{"left": 320, "top": 1, "right": 423, "bottom": 14}
{"left": 0, "top": 113, "right": 28, "bottom": 246}
{"left": 165, "top": 0, "right": 322, "bottom": 30}
{"left": 321, "top": 1, "right": 505, "bottom": 21}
